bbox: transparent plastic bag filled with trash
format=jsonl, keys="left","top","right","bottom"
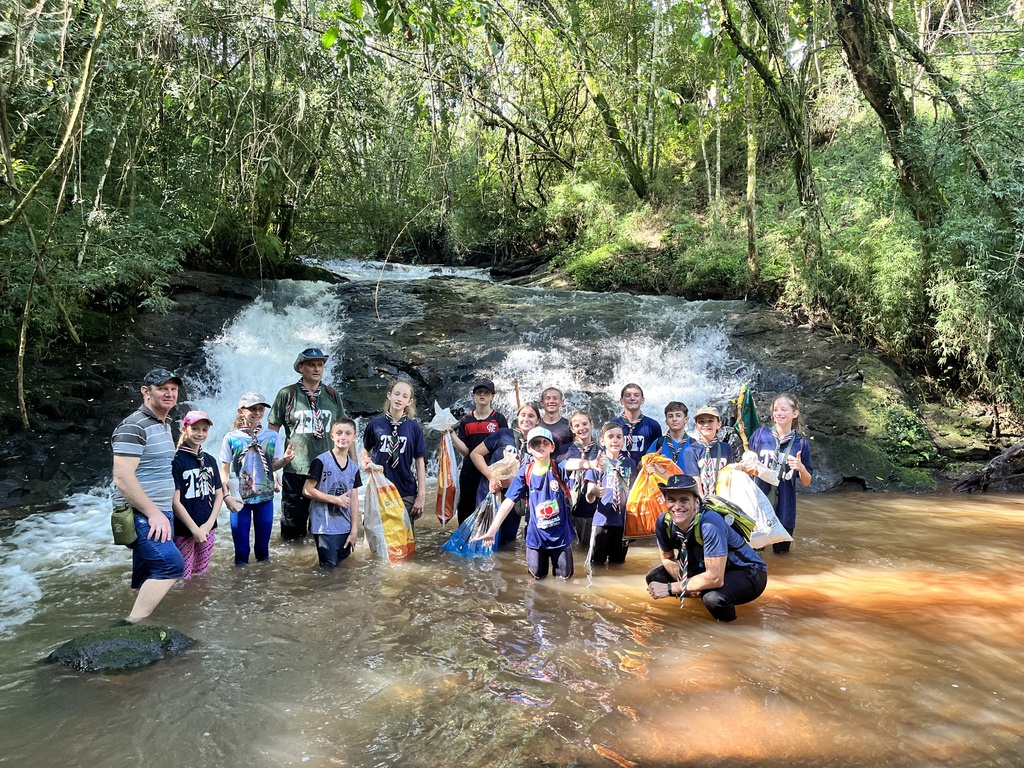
{"left": 441, "top": 454, "right": 520, "bottom": 558}
{"left": 425, "top": 401, "right": 459, "bottom": 527}
{"left": 715, "top": 460, "right": 792, "bottom": 549}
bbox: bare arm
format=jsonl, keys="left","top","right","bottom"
{"left": 303, "top": 477, "right": 351, "bottom": 509}
{"left": 171, "top": 489, "right": 200, "bottom": 537}
{"left": 449, "top": 429, "right": 470, "bottom": 457}
{"left": 684, "top": 555, "right": 726, "bottom": 593}
{"left": 470, "top": 442, "right": 492, "bottom": 476}
{"left": 346, "top": 488, "right": 360, "bottom": 548}
{"left": 411, "top": 456, "right": 426, "bottom": 518}
{"left": 659, "top": 550, "right": 681, "bottom": 580}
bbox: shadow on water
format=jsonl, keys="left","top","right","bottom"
{"left": 1, "top": 492, "right": 1024, "bottom": 767}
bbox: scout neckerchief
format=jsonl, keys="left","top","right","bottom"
{"left": 240, "top": 424, "right": 270, "bottom": 475}
{"left": 568, "top": 440, "right": 598, "bottom": 510}
{"left": 697, "top": 438, "right": 719, "bottom": 495}
{"left": 598, "top": 451, "right": 631, "bottom": 510}
{"left": 770, "top": 426, "right": 798, "bottom": 481}
{"left": 620, "top": 413, "right": 643, "bottom": 454}
{"left": 661, "top": 435, "right": 686, "bottom": 466}
{"left": 512, "top": 426, "right": 527, "bottom": 462}
{"left": 179, "top": 444, "right": 215, "bottom": 491}
{"left": 385, "top": 412, "right": 407, "bottom": 468}
{"left": 299, "top": 381, "right": 326, "bottom": 438}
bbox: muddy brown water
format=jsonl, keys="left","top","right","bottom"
{"left": 2, "top": 489, "right": 1023, "bottom": 767}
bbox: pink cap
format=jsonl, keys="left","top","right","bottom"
{"left": 182, "top": 410, "right": 213, "bottom": 427}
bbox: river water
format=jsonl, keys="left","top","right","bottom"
{"left": 1, "top": 267, "right": 1023, "bottom": 767}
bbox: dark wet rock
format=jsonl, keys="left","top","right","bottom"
{"left": 46, "top": 625, "right": 196, "bottom": 672}
{"left": 953, "top": 441, "right": 1024, "bottom": 493}
{"left": 1, "top": 268, "right": 1018, "bottom": 512}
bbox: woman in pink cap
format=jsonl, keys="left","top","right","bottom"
{"left": 171, "top": 411, "right": 225, "bottom": 579}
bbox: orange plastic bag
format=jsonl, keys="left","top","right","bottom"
{"left": 363, "top": 464, "right": 416, "bottom": 562}
{"left": 435, "top": 431, "right": 458, "bottom": 526}
{"left": 625, "top": 453, "right": 683, "bottom": 537}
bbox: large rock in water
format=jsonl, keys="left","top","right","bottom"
{"left": 46, "top": 625, "right": 196, "bottom": 672}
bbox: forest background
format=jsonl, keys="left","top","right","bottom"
{"left": 2, "top": 0, "right": 1023, "bottom": 431}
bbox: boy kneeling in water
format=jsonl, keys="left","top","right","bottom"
{"left": 646, "top": 474, "right": 767, "bottom": 622}
{"left": 474, "top": 427, "right": 575, "bottom": 579}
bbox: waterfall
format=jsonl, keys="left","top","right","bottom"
{"left": 0, "top": 271, "right": 750, "bottom": 637}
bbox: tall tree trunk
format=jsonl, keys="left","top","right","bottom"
{"left": 833, "top": 0, "right": 944, "bottom": 229}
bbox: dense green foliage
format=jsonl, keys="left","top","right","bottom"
{"left": 2, "top": 0, "right": 1023, "bottom": 417}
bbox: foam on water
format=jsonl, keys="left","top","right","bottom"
{"left": 0, "top": 490, "right": 114, "bottom": 638}
{"left": 489, "top": 297, "right": 750, "bottom": 428}
{"left": 318, "top": 258, "right": 492, "bottom": 283}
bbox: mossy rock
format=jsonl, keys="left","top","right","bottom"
{"left": 46, "top": 625, "right": 196, "bottom": 672}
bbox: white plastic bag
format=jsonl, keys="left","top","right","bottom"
{"left": 425, "top": 402, "right": 459, "bottom": 432}
{"left": 715, "top": 465, "right": 792, "bottom": 549}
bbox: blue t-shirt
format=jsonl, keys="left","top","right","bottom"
{"left": 171, "top": 449, "right": 222, "bottom": 537}
{"left": 683, "top": 440, "right": 733, "bottom": 492}
{"left": 656, "top": 509, "right": 766, "bottom": 576}
{"left": 583, "top": 453, "right": 637, "bottom": 527}
{"left": 220, "top": 427, "right": 285, "bottom": 504}
{"left": 505, "top": 461, "right": 575, "bottom": 550}
{"left": 646, "top": 434, "right": 691, "bottom": 471}
{"left": 557, "top": 441, "right": 599, "bottom": 519}
{"left": 307, "top": 451, "right": 363, "bottom": 535}
{"left": 363, "top": 415, "right": 426, "bottom": 498}
{"left": 613, "top": 415, "right": 663, "bottom": 466}
{"left": 749, "top": 426, "right": 813, "bottom": 532}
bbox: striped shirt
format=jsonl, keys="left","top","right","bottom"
{"left": 111, "top": 405, "right": 176, "bottom": 509}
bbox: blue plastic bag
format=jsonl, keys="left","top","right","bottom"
{"left": 442, "top": 494, "right": 497, "bottom": 559}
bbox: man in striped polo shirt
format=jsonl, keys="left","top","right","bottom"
{"left": 112, "top": 368, "right": 186, "bottom": 622}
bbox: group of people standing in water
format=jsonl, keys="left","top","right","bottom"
{"left": 111, "top": 346, "right": 812, "bottom": 623}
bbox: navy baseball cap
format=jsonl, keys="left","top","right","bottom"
{"left": 471, "top": 378, "right": 495, "bottom": 394}
{"left": 142, "top": 368, "right": 183, "bottom": 387}
{"left": 293, "top": 347, "right": 329, "bottom": 372}
{"left": 658, "top": 474, "right": 700, "bottom": 495}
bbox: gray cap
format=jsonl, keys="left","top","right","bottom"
{"left": 526, "top": 426, "right": 555, "bottom": 446}
{"left": 238, "top": 392, "right": 271, "bottom": 409}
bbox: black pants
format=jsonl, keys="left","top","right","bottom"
{"left": 456, "top": 466, "right": 483, "bottom": 524}
{"left": 647, "top": 564, "right": 767, "bottom": 621}
{"left": 590, "top": 525, "right": 628, "bottom": 565}
{"left": 573, "top": 515, "right": 593, "bottom": 552}
{"left": 280, "top": 472, "right": 310, "bottom": 540}
{"left": 700, "top": 567, "right": 768, "bottom": 622}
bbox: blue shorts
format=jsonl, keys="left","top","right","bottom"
{"left": 130, "top": 511, "right": 185, "bottom": 588}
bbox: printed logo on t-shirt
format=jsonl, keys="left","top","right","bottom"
{"left": 549, "top": 479, "right": 560, "bottom": 493}
{"left": 181, "top": 466, "right": 215, "bottom": 500}
{"left": 293, "top": 409, "right": 332, "bottom": 436}
{"left": 378, "top": 434, "right": 408, "bottom": 456}
{"left": 487, "top": 422, "right": 498, "bottom": 433}
{"left": 536, "top": 499, "right": 560, "bottom": 528}
{"left": 625, "top": 435, "right": 646, "bottom": 453}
